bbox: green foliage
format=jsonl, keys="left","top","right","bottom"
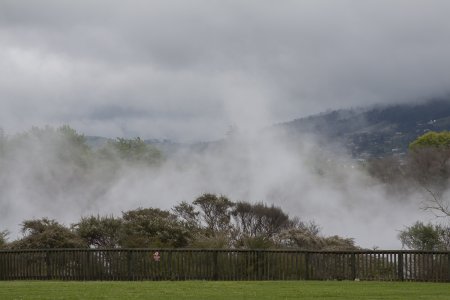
{"left": 188, "top": 232, "right": 231, "bottom": 249}
{"left": 320, "top": 236, "right": 357, "bottom": 251}
{"left": 8, "top": 126, "right": 90, "bottom": 161}
{"left": 10, "top": 218, "right": 86, "bottom": 249}
{"left": 56, "top": 125, "right": 92, "bottom": 168}
{"left": 121, "top": 208, "right": 189, "bottom": 248}
{"left": 3, "top": 126, "right": 95, "bottom": 204}
{"left": 278, "top": 225, "right": 356, "bottom": 251}
{"left": 172, "top": 201, "right": 200, "bottom": 231}
{"left": 239, "top": 236, "right": 276, "bottom": 249}
{"left": 101, "top": 137, "right": 163, "bottom": 166}
{"left": 74, "top": 215, "right": 123, "bottom": 248}
{"left": 409, "top": 131, "right": 450, "bottom": 150}
{"left": 193, "top": 193, "right": 235, "bottom": 236}
{"left": 398, "top": 221, "right": 449, "bottom": 251}
{"left": 232, "top": 202, "right": 290, "bottom": 239}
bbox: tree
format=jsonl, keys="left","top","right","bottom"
{"left": 278, "top": 227, "right": 356, "bottom": 251}
{"left": 231, "top": 202, "right": 256, "bottom": 240}
{"left": 0, "top": 230, "right": 8, "bottom": 248}
{"left": 56, "top": 125, "right": 92, "bottom": 168}
{"left": 74, "top": 215, "right": 123, "bottom": 248}
{"left": 100, "top": 137, "right": 163, "bottom": 166}
{"left": 407, "top": 131, "right": 450, "bottom": 216}
{"left": 193, "top": 194, "right": 235, "bottom": 236}
{"left": 120, "top": 208, "right": 190, "bottom": 248}
{"left": 10, "top": 218, "right": 86, "bottom": 249}
{"left": 3, "top": 126, "right": 97, "bottom": 209}
{"left": 409, "top": 131, "right": 450, "bottom": 149}
{"left": 398, "top": 221, "right": 449, "bottom": 251}
{"left": 232, "top": 202, "right": 291, "bottom": 248}
{"left": 172, "top": 201, "right": 200, "bottom": 231}
{"left": 188, "top": 232, "right": 231, "bottom": 249}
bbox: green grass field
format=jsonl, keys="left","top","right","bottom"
{"left": 0, "top": 281, "right": 449, "bottom": 300}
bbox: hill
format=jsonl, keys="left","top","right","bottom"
{"left": 278, "top": 98, "right": 450, "bottom": 158}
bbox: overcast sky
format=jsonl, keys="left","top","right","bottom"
{"left": 2, "top": 0, "right": 450, "bottom": 141}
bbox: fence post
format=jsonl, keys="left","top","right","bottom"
{"left": 256, "top": 251, "right": 262, "bottom": 280}
{"left": 0, "top": 252, "right": 3, "bottom": 280}
{"left": 213, "top": 250, "right": 218, "bottom": 280}
{"left": 305, "top": 252, "right": 310, "bottom": 280}
{"left": 167, "top": 250, "right": 172, "bottom": 280}
{"left": 448, "top": 253, "right": 450, "bottom": 282}
{"left": 45, "top": 250, "right": 51, "bottom": 280}
{"left": 351, "top": 253, "right": 356, "bottom": 280}
{"left": 127, "top": 250, "right": 132, "bottom": 281}
{"left": 398, "top": 252, "right": 404, "bottom": 281}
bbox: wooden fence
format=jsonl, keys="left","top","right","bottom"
{"left": 0, "top": 249, "right": 449, "bottom": 282}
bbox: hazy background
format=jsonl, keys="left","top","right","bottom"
{"left": 2, "top": 0, "right": 450, "bottom": 140}
{"left": 1, "top": 0, "right": 450, "bottom": 248}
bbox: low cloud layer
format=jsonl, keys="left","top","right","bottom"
{"left": 2, "top": 1, "right": 450, "bottom": 140}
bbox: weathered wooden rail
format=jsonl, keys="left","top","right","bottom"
{"left": 0, "top": 249, "right": 449, "bottom": 282}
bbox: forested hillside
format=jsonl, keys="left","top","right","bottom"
{"left": 279, "top": 98, "right": 450, "bottom": 158}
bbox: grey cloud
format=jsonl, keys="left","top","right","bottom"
{"left": 2, "top": 1, "right": 450, "bottom": 140}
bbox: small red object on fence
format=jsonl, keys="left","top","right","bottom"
{"left": 153, "top": 251, "right": 160, "bottom": 262}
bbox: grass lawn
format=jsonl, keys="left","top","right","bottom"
{"left": 0, "top": 280, "right": 449, "bottom": 300}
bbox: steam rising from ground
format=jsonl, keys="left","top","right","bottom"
{"left": 1, "top": 1, "right": 448, "bottom": 249}
{"left": 0, "top": 128, "right": 429, "bottom": 249}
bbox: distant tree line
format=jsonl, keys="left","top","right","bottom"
{"left": 0, "top": 126, "right": 164, "bottom": 218}
{"left": 0, "top": 125, "right": 163, "bottom": 167}
{"left": 0, "top": 193, "right": 356, "bottom": 251}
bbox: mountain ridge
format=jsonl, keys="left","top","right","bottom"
{"left": 279, "top": 98, "right": 450, "bottom": 158}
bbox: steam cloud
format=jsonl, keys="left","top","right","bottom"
{"left": 0, "top": 128, "right": 430, "bottom": 249}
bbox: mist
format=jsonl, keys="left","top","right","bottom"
{"left": 0, "top": 126, "right": 432, "bottom": 249}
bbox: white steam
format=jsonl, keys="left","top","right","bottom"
{"left": 0, "top": 127, "right": 430, "bottom": 249}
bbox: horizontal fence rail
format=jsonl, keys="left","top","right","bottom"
{"left": 0, "top": 249, "right": 449, "bottom": 282}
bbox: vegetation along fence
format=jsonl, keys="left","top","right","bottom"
{"left": 0, "top": 249, "right": 449, "bottom": 282}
